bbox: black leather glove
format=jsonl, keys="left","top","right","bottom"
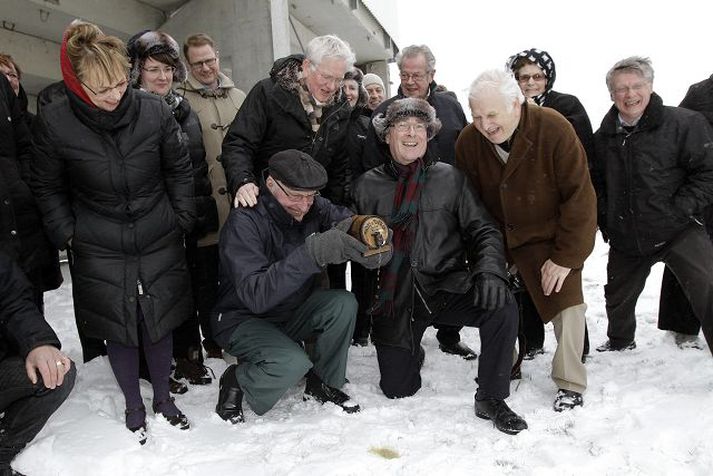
{"left": 473, "top": 272, "right": 513, "bottom": 311}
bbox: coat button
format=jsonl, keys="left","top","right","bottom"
{"left": 10, "top": 230, "right": 17, "bottom": 236}
{"left": 218, "top": 186, "right": 227, "bottom": 195}
{"left": 128, "top": 296, "right": 135, "bottom": 302}
{"left": 128, "top": 223, "right": 134, "bottom": 229}
{"left": 506, "top": 223, "right": 515, "bottom": 231}
{"left": 3, "top": 199, "right": 9, "bottom": 205}
{"left": 411, "top": 260, "right": 418, "bottom": 267}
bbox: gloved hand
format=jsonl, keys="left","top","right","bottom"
{"left": 306, "top": 229, "right": 370, "bottom": 267}
{"left": 473, "top": 272, "right": 513, "bottom": 311}
{"left": 334, "top": 216, "right": 354, "bottom": 233}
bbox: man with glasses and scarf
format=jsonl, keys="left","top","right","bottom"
{"left": 361, "top": 44, "right": 474, "bottom": 360}
{"left": 212, "top": 149, "right": 391, "bottom": 423}
{"left": 221, "top": 34, "right": 354, "bottom": 210}
{"left": 176, "top": 33, "right": 246, "bottom": 359}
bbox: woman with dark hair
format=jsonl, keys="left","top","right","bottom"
{"left": 31, "top": 21, "right": 195, "bottom": 442}
{"left": 506, "top": 48, "right": 594, "bottom": 360}
{"left": 127, "top": 30, "right": 217, "bottom": 390}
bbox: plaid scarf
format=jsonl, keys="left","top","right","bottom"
{"left": 372, "top": 159, "right": 426, "bottom": 317}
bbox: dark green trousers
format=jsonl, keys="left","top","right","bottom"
{"left": 227, "top": 289, "right": 357, "bottom": 415}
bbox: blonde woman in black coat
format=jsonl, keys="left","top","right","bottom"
{"left": 31, "top": 21, "right": 195, "bottom": 443}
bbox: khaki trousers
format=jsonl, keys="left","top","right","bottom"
{"left": 550, "top": 303, "right": 587, "bottom": 393}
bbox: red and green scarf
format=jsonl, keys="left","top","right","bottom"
{"left": 372, "top": 159, "right": 426, "bottom": 317}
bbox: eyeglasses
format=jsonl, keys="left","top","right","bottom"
{"left": 189, "top": 57, "right": 217, "bottom": 70}
{"left": 516, "top": 73, "right": 546, "bottom": 83}
{"left": 142, "top": 66, "right": 176, "bottom": 78}
{"left": 3, "top": 72, "right": 18, "bottom": 81}
{"left": 613, "top": 82, "right": 648, "bottom": 96}
{"left": 311, "top": 66, "right": 343, "bottom": 88}
{"left": 399, "top": 72, "right": 429, "bottom": 82}
{"left": 81, "top": 78, "right": 128, "bottom": 98}
{"left": 275, "top": 180, "right": 320, "bottom": 202}
{"left": 393, "top": 121, "right": 427, "bottom": 134}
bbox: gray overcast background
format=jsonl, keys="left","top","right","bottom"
{"left": 380, "top": 0, "right": 710, "bottom": 126}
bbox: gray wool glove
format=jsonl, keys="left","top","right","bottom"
{"left": 305, "top": 229, "right": 370, "bottom": 267}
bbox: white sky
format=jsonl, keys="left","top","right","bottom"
{"left": 389, "top": 0, "right": 712, "bottom": 126}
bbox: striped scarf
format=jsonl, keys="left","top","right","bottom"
{"left": 372, "top": 159, "right": 426, "bottom": 317}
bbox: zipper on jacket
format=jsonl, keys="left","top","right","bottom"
{"left": 137, "top": 279, "right": 144, "bottom": 296}
{"left": 414, "top": 283, "right": 432, "bottom": 315}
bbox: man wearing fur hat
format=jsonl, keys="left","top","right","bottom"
{"left": 353, "top": 98, "right": 528, "bottom": 435}
{"left": 212, "top": 150, "right": 391, "bottom": 423}
{"left": 176, "top": 33, "right": 246, "bottom": 359}
{"left": 221, "top": 34, "right": 354, "bottom": 210}
{"left": 456, "top": 69, "right": 597, "bottom": 412}
{"left": 361, "top": 44, "right": 473, "bottom": 360}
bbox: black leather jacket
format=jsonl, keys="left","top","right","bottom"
{"left": 352, "top": 155, "right": 507, "bottom": 349}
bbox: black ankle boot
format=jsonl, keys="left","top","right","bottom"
{"left": 152, "top": 397, "right": 190, "bottom": 430}
{"left": 125, "top": 405, "right": 147, "bottom": 445}
{"left": 304, "top": 370, "right": 360, "bottom": 414}
{"left": 216, "top": 364, "right": 245, "bottom": 424}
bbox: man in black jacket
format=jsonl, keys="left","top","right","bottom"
{"left": 213, "top": 150, "right": 391, "bottom": 423}
{"left": 221, "top": 34, "right": 354, "bottom": 209}
{"left": 361, "top": 44, "right": 474, "bottom": 360}
{"left": 592, "top": 56, "right": 713, "bottom": 355}
{"left": 0, "top": 252, "right": 75, "bottom": 476}
{"left": 353, "top": 98, "right": 527, "bottom": 435}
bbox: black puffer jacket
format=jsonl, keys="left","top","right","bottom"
{"left": 352, "top": 155, "right": 507, "bottom": 350}
{"left": 0, "top": 252, "right": 61, "bottom": 362}
{"left": 680, "top": 74, "right": 713, "bottom": 127}
{"left": 171, "top": 95, "right": 218, "bottom": 241}
{"left": 0, "top": 74, "right": 62, "bottom": 293}
{"left": 211, "top": 190, "right": 351, "bottom": 349}
{"left": 545, "top": 90, "right": 595, "bottom": 163}
{"left": 360, "top": 82, "right": 468, "bottom": 174}
{"left": 221, "top": 54, "right": 352, "bottom": 204}
{"left": 593, "top": 93, "right": 713, "bottom": 256}
{"left": 31, "top": 87, "right": 195, "bottom": 346}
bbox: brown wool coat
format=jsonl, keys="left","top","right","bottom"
{"left": 455, "top": 102, "right": 596, "bottom": 322}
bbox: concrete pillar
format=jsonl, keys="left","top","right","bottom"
{"left": 358, "top": 60, "right": 393, "bottom": 97}
{"left": 161, "top": 0, "right": 289, "bottom": 94}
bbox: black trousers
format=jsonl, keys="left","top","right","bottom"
{"left": 174, "top": 243, "right": 220, "bottom": 357}
{"left": 0, "top": 357, "right": 76, "bottom": 468}
{"left": 605, "top": 225, "right": 713, "bottom": 354}
{"left": 657, "top": 266, "right": 702, "bottom": 335}
{"left": 375, "top": 287, "right": 518, "bottom": 399}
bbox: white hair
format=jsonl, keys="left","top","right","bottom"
{"left": 468, "top": 69, "right": 525, "bottom": 112}
{"left": 305, "top": 34, "right": 356, "bottom": 70}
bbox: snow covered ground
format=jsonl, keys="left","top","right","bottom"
{"left": 13, "top": 236, "right": 713, "bottom": 475}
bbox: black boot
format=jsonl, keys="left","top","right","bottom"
{"left": 216, "top": 364, "right": 245, "bottom": 424}
{"left": 474, "top": 397, "right": 528, "bottom": 435}
{"left": 438, "top": 341, "right": 478, "bottom": 360}
{"left": 304, "top": 370, "right": 360, "bottom": 414}
{"left": 174, "top": 347, "right": 214, "bottom": 385}
{"left": 125, "top": 405, "right": 147, "bottom": 445}
{"left": 153, "top": 397, "right": 190, "bottom": 430}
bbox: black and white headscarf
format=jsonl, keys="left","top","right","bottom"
{"left": 506, "top": 48, "right": 556, "bottom": 106}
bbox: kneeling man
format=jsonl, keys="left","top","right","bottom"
{"left": 353, "top": 98, "right": 527, "bottom": 435}
{"left": 212, "top": 150, "right": 389, "bottom": 423}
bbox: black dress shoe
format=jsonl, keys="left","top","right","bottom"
{"left": 553, "top": 389, "right": 584, "bottom": 412}
{"left": 474, "top": 397, "right": 528, "bottom": 435}
{"left": 523, "top": 347, "right": 545, "bottom": 360}
{"left": 304, "top": 371, "right": 360, "bottom": 413}
{"left": 438, "top": 341, "right": 477, "bottom": 360}
{"left": 596, "top": 339, "right": 636, "bottom": 352}
{"left": 216, "top": 364, "right": 245, "bottom": 424}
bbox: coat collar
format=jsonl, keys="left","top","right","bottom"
{"left": 599, "top": 92, "right": 665, "bottom": 135}
{"left": 180, "top": 72, "right": 236, "bottom": 98}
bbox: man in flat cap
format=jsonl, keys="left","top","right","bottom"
{"left": 212, "top": 149, "right": 391, "bottom": 423}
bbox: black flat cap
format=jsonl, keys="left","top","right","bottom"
{"left": 268, "top": 149, "right": 328, "bottom": 191}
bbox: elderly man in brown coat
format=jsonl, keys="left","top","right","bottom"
{"left": 455, "top": 69, "right": 597, "bottom": 412}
